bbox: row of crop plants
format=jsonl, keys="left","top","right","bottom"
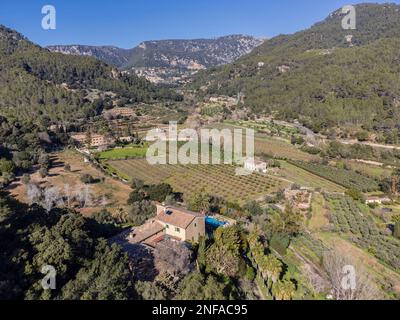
{"left": 327, "top": 195, "right": 400, "bottom": 270}
{"left": 288, "top": 160, "right": 380, "bottom": 192}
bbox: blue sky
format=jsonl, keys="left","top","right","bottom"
{"left": 0, "top": 0, "right": 399, "bottom": 48}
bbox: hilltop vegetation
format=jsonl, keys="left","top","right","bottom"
{"left": 191, "top": 4, "right": 400, "bottom": 140}
{"left": 0, "top": 25, "right": 181, "bottom": 124}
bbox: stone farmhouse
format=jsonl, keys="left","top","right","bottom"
{"left": 244, "top": 158, "right": 268, "bottom": 173}
{"left": 70, "top": 133, "right": 115, "bottom": 149}
{"left": 125, "top": 205, "right": 206, "bottom": 248}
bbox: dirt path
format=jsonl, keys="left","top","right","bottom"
{"left": 309, "top": 193, "right": 330, "bottom": 231}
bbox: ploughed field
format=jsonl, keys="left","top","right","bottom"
{"left": 107, "top": 158, "right": 289, "bottom": 203}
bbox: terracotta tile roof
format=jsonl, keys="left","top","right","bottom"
{"left": 128, "top": 220, "right": 165, "bottom": 244}
{"left": 157, "top": 206, "right": 202, "bottom": 229}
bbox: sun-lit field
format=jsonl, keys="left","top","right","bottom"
{"left": 254, "top": 136, "right": 318, "bottom": 161}
{"left": 97, "top": 145, "right": 149, "bottom": 160}
{"left": 108, "top": 158, "right": 288, "bottom": 203}
{"left": 276, "top": 161, "right": 346, "bottom": 193}
{"left": 9, "top": 150, "right": 132, "bottom": 216}
{"left": 344, "top": 160, "right": 393, "bottom": 179}
{"left": 207, "top": 122, "right": 318, "bottom": 161}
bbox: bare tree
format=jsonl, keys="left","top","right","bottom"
{"left": 64, "top": 184, "right": 72, "bottom": 208}
{"left": 82, "top": 185, "right": 93, "bottom": 207}
{"left": 322, "top": 249, "right": 382, "bottom": 300}
{"left": 26, "top": 183, "right": 42, "bottom": 205}
{"left": 73, "top": 185, "right": 93, "bottom": 208}
{"left": 154, "top": 240, "right": 192, "bottom": 279}
{"left": 43, "top": 187, "right": 62, "bottom": 212}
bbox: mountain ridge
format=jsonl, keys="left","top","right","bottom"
{"left": 0, "top": 24, "right": 180, "bottom": 125}
{"left": 47, "top": 35, "right": 264, "bottom": 84}
{"left": 189, "top": 3, "right": 400, "bottom": 141}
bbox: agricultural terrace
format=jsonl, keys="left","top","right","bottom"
{"left": 290, "top": 233, "right": 329, "bottom": 266}
{"left": 9, "top": 150, "right": 132, "bottom": 216}
{"left": 97, "top": 145, "right": 149, "bottom": 160}
{"left": 209, "top": 123, "right": 317, "bottom": 161}
{"left": 224, "top": 119, "right": 299, "bottom": 138}
{"left": 276, "top": 161, "right": 346, "bottom": 193}
{"left": 107, "top": 158, "right": 289, "bottom": 204}
{"left": 343, "top": 160, "right": 393, "bottom": 179}
{"left": 327, "top": 195, "right": 400, "bottom": 271}
{"left": 289, "top": 161, "right": 381, "bottom": 192}
{"left": 289, "top": 194, "right": 400, "bottom": 298}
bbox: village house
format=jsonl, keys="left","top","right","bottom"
{"left": 71, "top": 133, "right": 115, "bottom": 149}
{"left": 277, "top": 64, "right": 291, "bottom": 73}
{"left": 118, "top": 136, "right": 134, "bottom": 143}
{"left": 155, "top": 204, "right": 206, "bottom": 242}
{"left": 125, "top": 205, "right": 206, "bottom": 248}
{"left": 365, "top": 196, "right": 391, "bottom": 205}
{"left": 244, "top": 158, "right": 268, "bottom": 173}
{"left": 103, "top": 107, "right": 135, "bottom": 119}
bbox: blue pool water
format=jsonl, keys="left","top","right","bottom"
{"left": 205, "top": 216, "right": 227, "bottom": 228}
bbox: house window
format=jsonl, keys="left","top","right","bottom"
{"left": 166, "top": 224, "right": 170, "bottom": 229}
{"left": 194, "top": 223, "right": 197, "bottom": 227}
{"left": 175, "top": 227, "right": 180, "bottom": 233}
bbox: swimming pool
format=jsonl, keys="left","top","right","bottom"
{"left": 205, "top": 216, "right": 227, "bottom": 228}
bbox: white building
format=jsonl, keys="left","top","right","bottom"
{"left": 365, "top": 196, "right": 391, "bottom": 205}
{"left": 244, "top": 158, "right": 267, "bottom": 173}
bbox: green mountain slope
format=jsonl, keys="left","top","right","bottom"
{"left": 191, "top": 3, "right": 400, "bottom": 139}
{"left": 0, "top": 25, "right": 180, "bottom": 123}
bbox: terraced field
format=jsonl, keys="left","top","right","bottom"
{"left": 254, "top": 137, "right": 317, "bottom": 161}
{"left": 277, "top": 161, "right": 346, "bottom": 193}
{"left": 207, "top": 123, "right": 318, "bottom": 161}
{"left": 289, "top": 161, "right": 381, "bottom": 192}
{"left": 327, "top": 195, "right": 400, "bottom": 271}
{"left": 108, "top": 159, "right": 288, "bottom": 203}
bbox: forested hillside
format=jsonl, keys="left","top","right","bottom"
{"left": 0, "top": 25, "right": 180, "bottom": 124}
{"left": 191, "top": 3, "right": 400, "bottom": 140}
{"left": 0, "top": 191, "right": 135, "bottom": 300}
{"left": 46, "top": 45, "right": 132, "bottom": 67}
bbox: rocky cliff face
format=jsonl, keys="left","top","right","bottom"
{"left": 47, "top": 35, "right": 264, "bottom": 84}
{"left": 46, "top": 45, "right": 132, "bottom": 68}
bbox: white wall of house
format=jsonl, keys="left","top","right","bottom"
{"left": 158, "top": 221, "right": 186, "bottom": 241}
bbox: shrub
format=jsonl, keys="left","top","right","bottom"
{"left": 245, "top": 265, "right": 256, "bottom": 281}
{"left": 39, "top": 168, "right": 48, "bottom": 178}
{"left": 145, "top": 183, "right": 173, "bottom": 202}
{"left": 80, "top": 174, "right": 97, "bottom": 184}
{"left": 21, "top": 174, "right": 31, "bottom": 185}
{"left": 270, "top": 234, "right": 290, "bottom": 256}
{"left": 345, "top": 188, "right": 364, "bottom": 202}
{"left": 128, "top": 190, "right": 146, "bottom": 204}
{"left": 394, "top": 222, "right": 400, "bottom": 240}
